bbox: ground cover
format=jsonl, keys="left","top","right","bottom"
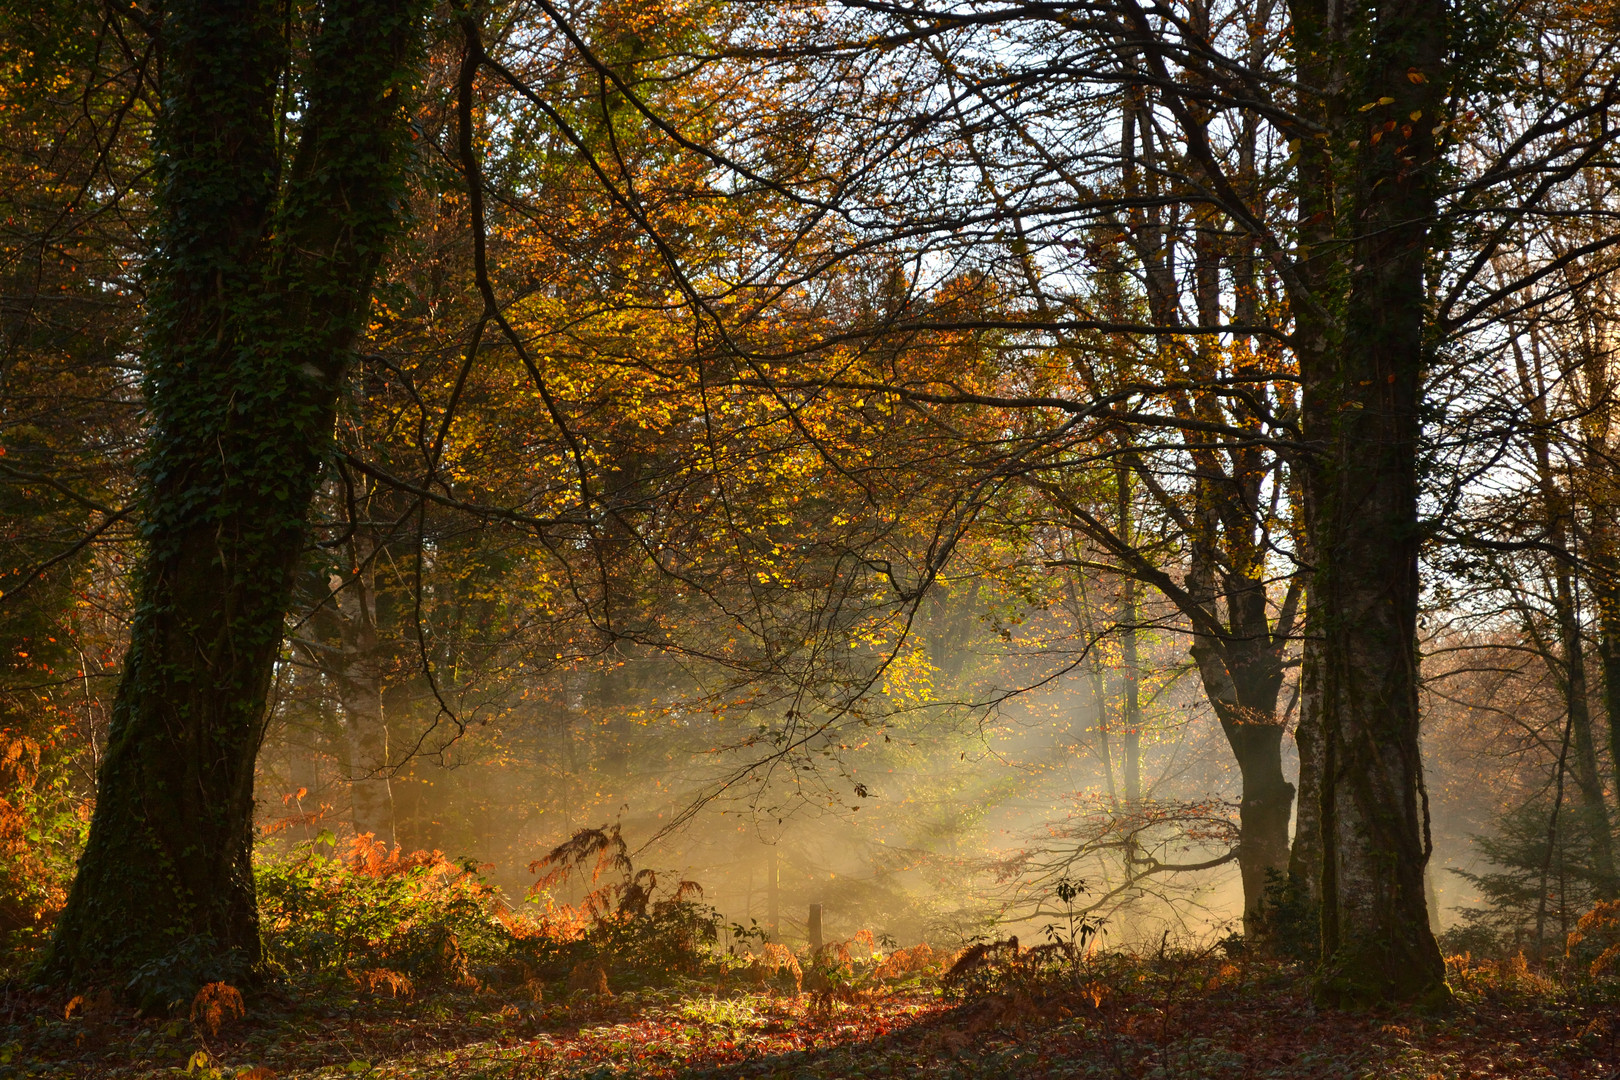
{"left": 3, "top": 950, "right": 1618, "bottom": 1079}
{"left": 6, "top": 836, "right": 1620, "bottom": 1078}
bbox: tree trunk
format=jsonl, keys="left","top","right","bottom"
{"left": 1554, "top": 551, "right": 1617, "bottom": 896}
{"left": 1515, "top": 332, "right": 1620, "bottom": 897}
{"left": 44, "top": 0, "right": 425, "bottom": 998}
{"left": 767, "top": 844, "right": 780, "bottom": 938}
{"left": 305, "top": 546, "right": 398, "bottom": 848}
{"left": 1179, "top": 466, "right": 1296, "bottom": 934}
{"left": 329, "top": 570, "right": 395, "bottom": 847}
{"left": 1288, "top": 629, "right": 1324, "bottom": 907}
{"left": 1230, "top": 718, "right": 1294, "bottom": 934}
{"left": 1597, "top": 571, "right": 1620, "bottom": 815}
{"left": 1121, "top": 575, "right": 1142, "bottom": 805}
{"left": 1091, "top": 655, "right": 1117, "bottom": 804}
{"left": 1589, "top": 461, "right": 1620, "bottom": 807}
{"left": 1309, "top": 0, "right": 1450, "bottom": 1007}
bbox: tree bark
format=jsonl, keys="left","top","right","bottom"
{"left": 1288, "top": 628, "right": 1324, "bottom": 908}
{"left": 1185, "top": 614, "right": 1294, "bottom": 934}
{"left": 767, "top": 844, "right": 780, "bottom": 938}
{"left": 44, "top": 0, "right": 425, "bottom": 997}
{"left": 1595, "top": 540, "right": 1620, "bottom": 817}
{"left": 1119, "top": 476, "right": 1142, "bottom": 806}
{"left": 1306, "top": 0, "right": 1451, "bottom": 1007}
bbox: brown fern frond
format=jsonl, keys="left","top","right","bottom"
{"left": 530, "top": 824, "right": 630, "bottom": 890}
{"left": 190, "top": 982, "right": 244, "bottom": 1037}
{"left": 351, "top": 968, "right": 415, "bottom": 999}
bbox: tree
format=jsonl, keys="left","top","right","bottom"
{"left": 701, "top": 0, "right": 1619, "bottom": 1002}
{"left": 44, "top": 0, "right": 429, "bottom": 995}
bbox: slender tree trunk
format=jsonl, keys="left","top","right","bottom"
{"left": 45, "top": 0, "right": 425, "bottom": 996}
{"left": 767, "top": 844, "right": 780, "bottom": 938}
{"left": 328, "top": 570, "right": 395, "bottom": 847}
{"left": 1121, "top": 580, "right": 1142, "bottom": 805}
{"left": 1588, "top": 438, "right": 1620, "bottom": 805}
{"left": 1596, "top": 559, "right": 1620, "bottom": 810}
{"left": 1091, "top": 655, "right": 1117, "bottom": 804}
{"left": 1289, "top": 629, "right": 1325, "bottom": 907}
{"left": 1116, "top": 468, "right": 1144, "bottom": 804}
{"left": 1557, "top": 586, "right": 1617, "bottom": 894}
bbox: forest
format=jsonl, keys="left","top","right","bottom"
{"left": 1, "top": 0, "right": 1619, "bottom": 1075}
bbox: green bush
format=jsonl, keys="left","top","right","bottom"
{"left": 0, "top": 726, "right": 90, "bottom": 973}
{"left": 257, "top": 832, "right": 507, "bottom": 985}
{"left": 1253, "top": 869, "right": 1318, "bottom": 964}
{"left": 1447, "top": 798, "right": 1615, "bottom": 960}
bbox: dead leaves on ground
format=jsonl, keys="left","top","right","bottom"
{"left": 12, "top": 954, "right": 1620, "bottom": 1078}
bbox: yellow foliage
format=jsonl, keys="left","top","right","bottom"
{"left": 1568, "top": 899, "right": 1620, "bottom": 977}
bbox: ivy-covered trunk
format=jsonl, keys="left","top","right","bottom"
{"left": 44, "top": 0, "right": 425, "bottom": 999}
{"left": 1306, "top": 0, "right": 1451, "bottom": 1008}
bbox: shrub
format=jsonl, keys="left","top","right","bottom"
{"left": 1566, "top": 899, "right": 1620, "bottom": 978}
{"left": 1448, "top": 798, "right": 1614, "bottom": 959}
{"left": 0, "top": 726, "right": 89, "bottom": 971}
{"left": 517, "top": 824, "right": 721, "bottom": 986}
{"left": 874, "top": 941, "right": 940, "bottom": 982}
{"left": 257, "top": 831, "right": 506, "bottom": 986}
{"left": 1444, "top": 951, "right": 1557, "bottom": 997}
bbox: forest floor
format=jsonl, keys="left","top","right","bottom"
{"left": 4, "top": 953, "right": 1619, "bottom": 1080}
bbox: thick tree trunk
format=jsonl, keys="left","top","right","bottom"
{"left": 1188, "top": 633, "right": 1294, "bottom": 937}
{"left": 1180, "top": 466, "right": 1295, "bottom": 934}
{"left": 45, "top": 0, "right": 424, "bottom": 997}
{"left": 1231, "top": 721, "right": 1294, "bottom": 934}
{"left": 1283, "top": 0, "right": 1340, "bottom": 940}
{"left": 1108, "top": 61, "right": 1303, "bottom": 935}
{"left": 1310, "top": 0, "right": 1450, "bottom": 1007}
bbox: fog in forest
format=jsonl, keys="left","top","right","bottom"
{"left": 251, "top": 572, "right": 1531, "bottom": 954}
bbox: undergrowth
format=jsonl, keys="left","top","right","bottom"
{"left": 259, "top": 826, "right": 734, "bottom": 998}
{"left": 12, "top": 828, "right": 1620, "bottom": 1077}
{"left": 257, "top": 831, "right": 507, "bottom": 991}
{"left": 0, "top": 727, "right": 89, "bottom": 973}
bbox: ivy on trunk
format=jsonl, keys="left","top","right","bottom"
{"left": 43, "top": 0, "right": 427, "bottom": 1000}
